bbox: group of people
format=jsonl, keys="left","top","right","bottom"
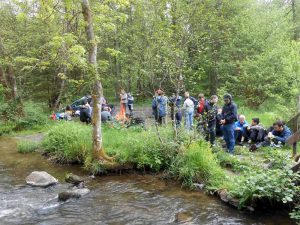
{"left": 152, "top": 90, "right": 292, "bottom": 154}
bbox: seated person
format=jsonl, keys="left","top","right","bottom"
{"left": 234, "top": 115, "right": 248, "bottom": 143}
{"left": 101, "top": 107, "right": 112, "bottom": 123}
{"left": 64, "top": 105, "right": 73, "bottom": 121}
{"left": 250, "top": 120, "right": 292, "bottom": 151}
{"left": 242, "top": 118, "right": 265, "bottom": 143}
{"left": 79, "top": 99, "right": 92, "bottom": 124}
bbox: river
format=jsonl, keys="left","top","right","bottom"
{"left": 0, "top": 137, "right": 295, "bottom": 225}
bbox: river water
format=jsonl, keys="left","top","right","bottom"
{"left": 0, "top": 137, "right": 295, "bottom": 225}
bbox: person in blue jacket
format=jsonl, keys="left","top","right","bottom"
{"left": 152, "top": 90, "right": 167, "bottom": 125}
{"left": 234, "top": 115, "right": 248, "bottom": 144}
{"left": 220, "top": 94, "right": 238, "bottom": 154}
{"left": 250, "top": 120, "right": 292, "bottom": 150}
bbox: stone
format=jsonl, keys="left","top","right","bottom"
{"left": 26, "top": 171, "right": 58, "bottom": 187}
{"left": 58, "top": 188, "right": 90, "bottom": 202}
{"left": 65, "top": 173, "right": 84, "bottom": 185}
{"left": 174, "top": 212, "right": 193, "bottom": 223}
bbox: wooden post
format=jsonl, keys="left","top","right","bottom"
{"left": 293, "top": 142, "right": 297, "bottom": 157}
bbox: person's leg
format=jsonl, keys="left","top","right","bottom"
{"left": 208, "top": 122, "right": 216, "bottom": 145}
{"left": 184, "top": 112, "right": 189, "bottom": 130}
{"left": 222, "top": 125, "right": 230, "bottom": 149}
{"left": 235, "top": 130, "right": 242, "bottom": 143}
{"left": 226, "top": 123, "right": 235, "bottom": 154}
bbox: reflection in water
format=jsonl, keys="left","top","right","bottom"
{"left": 0, "top": 137, "right": 295, "bottom": 225}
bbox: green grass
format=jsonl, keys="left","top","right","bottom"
{"left": 17, "top": 140, "right": 40, "bottom": 153}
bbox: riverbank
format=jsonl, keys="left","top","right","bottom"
{"left": 15, "top": 120, "right": 300, "bottom": 223}
{"left": 0, "top": 135, "right": 295, "bottom": 224}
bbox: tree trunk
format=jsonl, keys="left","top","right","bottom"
{"left": 81, "top": 0, "right": 113, "bottom": 162}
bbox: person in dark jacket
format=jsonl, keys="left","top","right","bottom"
{"left": 152, "top": 90, "right": 167, "bottom": 125}
{"left": 250, "top": 120, "right": 292, "bottom": 151}
{"left": 221, "top": 94, "right": 238, "bottom": 154}
{"left": 79, "top": 99, "right": 92, "bottom": 124}
{"left": 203, "top": 95, "right": 218, "bottom": 146}
{"left": 242, "top": 118, "right": 265, "bottom": 144}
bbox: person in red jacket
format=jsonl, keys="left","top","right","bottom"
{"left": 197, "top": 93, "right": 205, "bottom": 115}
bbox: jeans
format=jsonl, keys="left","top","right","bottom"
{"left": 234, "top": 129, "right": 243, "bottom": 142}
{"left": 222, "top": 123, "right": 235, "bottom": 153}
{"left": 184, "top": 109, "right": 194, "bottom": 130}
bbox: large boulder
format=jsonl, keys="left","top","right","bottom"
{"left": 26, "top": 171, "right": 58, "bottom": 187}
{"left": 58, "top": 188, "right": 90, "bottom": 202}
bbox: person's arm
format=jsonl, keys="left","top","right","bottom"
{"left": 274, "top": 129, "right": 292, "bottom": 143}
{"left": 225, "top": 104, "right": 238, "bottom": 122}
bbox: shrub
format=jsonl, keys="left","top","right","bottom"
{"left": 169, "top": 140, "right": 226, "bottom": 189}
{"left": 230, "top": 168, "right": 300, "bottom": 207}
{"left": 42, "top": 122, "right": 92, "bottom": 163}
{"left": 17, "top": 140, "right": 40, "bottom": 153}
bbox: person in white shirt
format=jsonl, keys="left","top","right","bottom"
{"left": 182, "top": 92, "right": 194, "bottom": 130}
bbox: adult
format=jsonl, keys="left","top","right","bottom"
{"left": 243, "top": 118, "right": 265, "bottom": 144}
{"left": 203, "top": 95, "right": 218, "bottom": 146}
{"left": 169, "top": 93, "right": 182, "bottom": 121}
{"left": 250, "top": 120, "right": 292, "bottom": 151}
{"left": 116, "top": 89, "right": 127, "bottom": 120}
{"left": 127, "top": 93, "right": 134, "bottom": 115}
{"left": 79, "top": 99, "right": 92, "bottom": 124}
{"left": 183, "top": 92, "right": 195, "bottom": 130}
{"left": 197, "top": 94, "right": 206, "bottom": 115}
{"left": 152, "top": 90, "right": 167, "bottom": 125}
{"left": 220, "top": 94, "right": 238, "bottom": 154}
{"left": 234, "top": 115, "right": 248, "bottom": 144}
{"left": 101, "top": 107, "right": 112, "bottom": 123}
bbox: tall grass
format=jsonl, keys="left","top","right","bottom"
{"left": 42, "top": 122, "right": 92, "bottom": 163}
{"left": 17, "top": 140, "right": 40, "bottom": 153}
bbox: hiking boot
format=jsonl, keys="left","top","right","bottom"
{"left": 249, "top": 144, "right": 257, "bottom": 152}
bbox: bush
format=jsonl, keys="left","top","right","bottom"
{"left": 103, "top": 126, "right": 177, "bottom": 171}
{"left": 169, "top": 140, "right": 226, "bottom": 189}
{"left": 230, "top": 168, "right": 300, "bottom": 207}
{"left": 42, "top": 122, "right": 92, "bottom": 163}
{"left": 13, "top": 102, "right": 48, "bottom": 131}
{"left": 17, "top": 140, "right": 40, "bottom": 153}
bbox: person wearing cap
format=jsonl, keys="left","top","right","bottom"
{"left": 220, "top": 94, "right": 238, "bottom": 154}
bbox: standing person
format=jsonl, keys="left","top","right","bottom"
{"left": 183, "top": 92, "right": 194, "bottom": 130}
{"left": 197, "top": 94, "right": 206, "bottom": 115}
{"left": 216, "top": 107, "right": 223, "bottom": 137}
{"left": 152, "top": 90, "right": 167, "bottom": 125}
{"left": 120, "top": 89, "right": 128, "bottom": 113}
{"left": 162, "top": 91, "right": 168, "bottom": 125}
{"left": 220, "top": 94, "right": 238, "bottom": 154}
{"left": 116, "top": 89, "right": 127, "bottom": 121}
{"left": 127, "top": 93, "right": 134, "bottom": 115}
{"left": 169, "top": 93, "right": 182, "bottom": 121}
{"left": 203, "top": 95, "right": 218, "bottom": 146}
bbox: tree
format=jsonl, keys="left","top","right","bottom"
{"left": 81, "top": 0, "right": 113, "bottom": 163}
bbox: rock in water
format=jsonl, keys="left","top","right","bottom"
{"left": 58, "top": 188, "right": 90, "bottom": 202}
{"left": 65, "top": 173, "right": 84, "bottom": 185}
{"left": 26, "top": 171, "right": 58, "bottom": 187}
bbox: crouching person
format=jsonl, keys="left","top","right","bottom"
{"left": 243, "top": 118, "right": 265, "bottom": 144}
{"left": 234, "top": 115, "right": 248, "bottom": 144}
{"left": 250, "top": 120, "right": 292, "bottom": 151}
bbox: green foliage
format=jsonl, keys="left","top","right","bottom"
{"left": 230, "top": 168, "right": 300, "bottom": 207}
{"left": 169, "top": 141, "right": 226, "bottom": 189}
{"left": 0, "top": 101, "right": 49, "bottom": 134}
{"left": 103, "top": 126, "right": 177, "bottom": 171}
{"left": 42, "top": 122, "right": 92, "bottom": 163}
{"left": 17, "top": 140, "right": 40, "bottom": 153}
